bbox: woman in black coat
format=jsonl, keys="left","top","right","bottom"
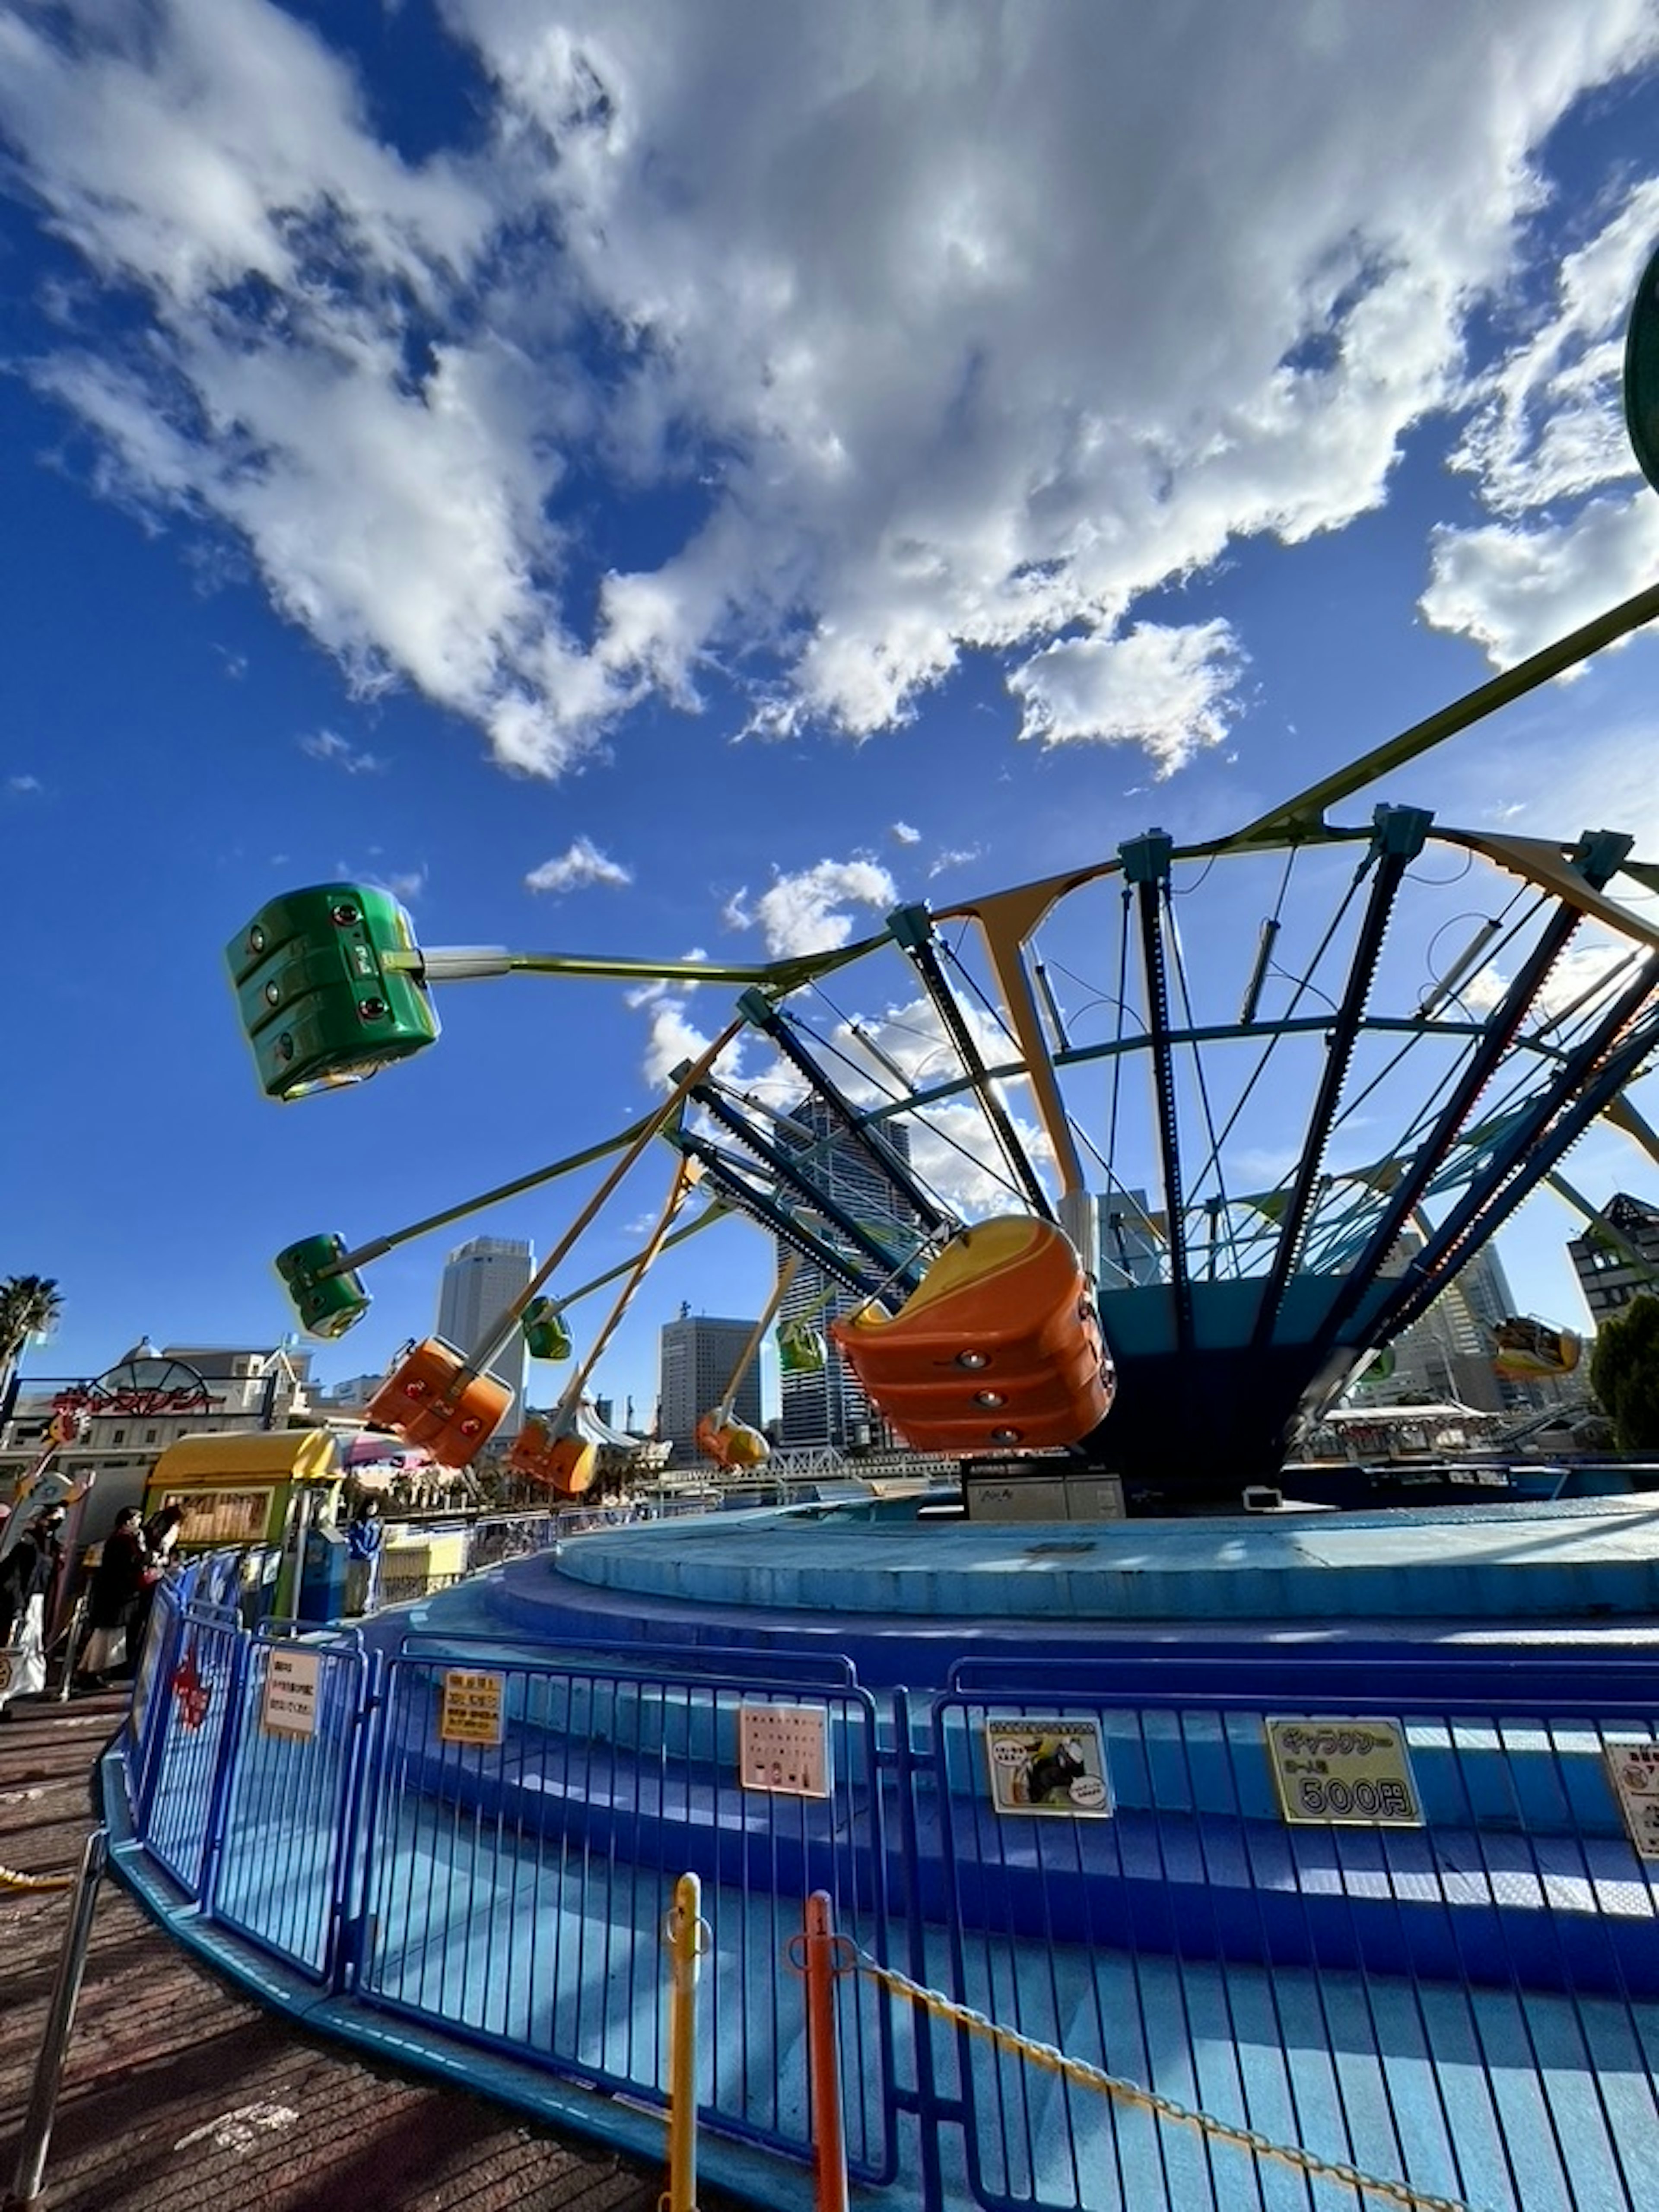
{"left": 76, "top": 1508, "right": 147, "bottom": 1688}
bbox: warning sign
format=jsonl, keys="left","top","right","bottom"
{"left": 259, "top": 1647, "right": 321, "bottom": 1739}
{"left": 984, "top": 1716, "right": 1112, "bottom": 1818}
{"left": 738, "top": 1703, "right": 831, "bottom": 1798}
{"left": 439, "top": 1670, "right": 504, "bottom": 1747}
{"left": 1266, "top": 1716, "right": 1422, "bottom": 1827}
{"left": 1606, "top": 1740, "right": 1659, "bottom": 1861}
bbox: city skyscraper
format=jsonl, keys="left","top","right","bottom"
{"left": 435, "top": 1235, "right": 532, "bottom": 1438}
{"left": 658, "top": 1310, "right": 763, "bottom": 1462}
{"left": 773, "top": 1097, "right": 922, "bottom": 1450}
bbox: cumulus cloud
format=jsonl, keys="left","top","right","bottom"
{"left": 524, "top": 836, "right": 632, "bottom": 895}
{"left": 299, "top": 728, "right": 386, "bottom": 775}
{"left": 5, "top": 1, "right": 1659, "bottom": 774}
{"left": 1424, "top": 176, "right": 1659, "bottom": 662}
{"left": 1010, "top": 620, "right": 1249, "bottom": 775}
{"left": 891, "top": 821, "right": 922, "bottom": 846}
{"left": 725, "top": 858, "right": 898, "bottom": 958}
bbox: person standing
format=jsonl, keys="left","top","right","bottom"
{"left": 344, "top": 1498, "right": 385, "bottom": 1616}
{"left": 76, "top": 1507, "right": 147, "bottom": 1689}
{"left": 123, "top": 1504, "right": 183, "bottom": 1679}
{"left": 0, "top": 1505, "right": 67, "bottom": 1716}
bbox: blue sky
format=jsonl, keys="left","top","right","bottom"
{"left": 6, "top": 1, "right": 1659, "bottom": 1426}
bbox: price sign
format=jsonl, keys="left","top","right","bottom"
{"left": 439, "top": 1670, "right": 504, "bottom": 1747}
{"left": 984, "top": 1716, "right": 1112, "bottom": 1818}
{"left": 1266, "top": 1717, "right": 1422, "bottom": 1827}
{"left": 738, "top": 1703, "right": 830, "bottom": 1798}
{"left": 1606, "top": 1741, "right": 1659, "bottom": 1860}
{"left": 259, "top": 1647, "right": 321, "bottom": 1739}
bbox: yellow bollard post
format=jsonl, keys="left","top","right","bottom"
{"left": 662, "top": 1871, "right": 705, "bottom": 2212}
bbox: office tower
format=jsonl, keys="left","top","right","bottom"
{"left": 1568, "top": 1192, "right": 1659, "bottom": 1324}
{"left": 774, "top": 1097, "right": 922, "bottom": 1450}
{"left": 436, "top": 1235, "right": 532, "bottom": 1438}
{"left": 658, "top": 1311, "right": 763, "bottom": 1461}
{"left": 1059, "top": 1187, "right": 1161, "bottom": 1288}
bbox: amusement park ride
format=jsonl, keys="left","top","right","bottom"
{"left": 228, "top": 251, "right": 1659, "bottom": 1513}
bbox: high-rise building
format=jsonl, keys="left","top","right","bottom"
{"left": 1059, "top": 1187, "right": 1160, "bottom": 1288}
{"left": 658, "top": 1311, "right": 762, "bottom": 1461}
{"left": 436, "top": 1235, "right": 532, "bottom": 1437}
{"left": 774, "top": 1098, "right": 922, "bottom": 1450}
{"left": 1360, "top": 1232, "right": 1528, "bottom": 1412}
{"left": 1568, "top": 1192, "right": 1659, "bottom": 1324}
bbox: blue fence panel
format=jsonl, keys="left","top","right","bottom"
{"left": 139, "top": 1605, "right": 248, "bottom": 1901}
{"left": 207, "top": 1627, "right": 373, "bottom": 1983}
{"left": 924, "top": 1679, "right": 1659, "bottom": 2212}
{"left": 354, "top": 1649, "right": 897, "bottom": 2182}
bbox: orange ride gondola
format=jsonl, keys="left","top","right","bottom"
{"left": 508, "top": 1416, "right": 597, "bottom": 1498}
{"left": 365, "top": 1338, "right": 513, "bottom": 1469}
{"left": 830, "top": 1216, "right": 1112, "bottom": 1454}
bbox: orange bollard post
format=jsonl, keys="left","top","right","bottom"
{"left": 803, "top": 1891, "right": 850, "bottom": 2212}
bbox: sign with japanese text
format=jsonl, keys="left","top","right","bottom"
{"left": 259, "top": 1647, "right": 321, "bottom": 1739}
{"left": 1606, "top": 1740, "right": 1659, "bottom": 1860}
{"left": 738, "top": 1703, "right": 831, "bottom": 1798}
{"left": 984, "top": 1716, "right": 1112, "bottom": 1818}
{"left": 439, "top": 1669, "right": 504, "bottom": 1747}
{"left": 1266, "top": 1716, "right": 1422, "bottom": 1827}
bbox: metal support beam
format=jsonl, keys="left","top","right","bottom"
{"left": 886, "top": 906, "right": 1055, "bottom": 1220}
{"left": 681, "top": 1083, "right": 924, "bottom": 1294}
{"left": 1251, "top": 807, "right": 1430, "bottom": 1348}
{"left": 734, "top": 991, "right": 953, "bottom": 1234}
{"left": 1387, "top": 957, "right": 1659, "bottom": 1335}
{"left": 665, "top": 1132, "right": 888, "bottom": 1302}
{"left": 1122, "top": 832, "right": 1193, "bottom": 1356}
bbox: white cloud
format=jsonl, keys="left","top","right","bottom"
{"left": 6, "top": 2, "right": 1659, "bottom": 772}
{"left": 891, "top": 821, "right": 922, "bottom": 846}
{"left": 524, "top": 836, "right": 632, "bottom": 895}
{"left": 299, "top": 728, "right": 386, "bottom": 775}
{"left": 640, "top": 995, "right": 715, "bottom": 1088}
{"left": 1424, "top": 177, "right": 1659, "bottom": 662}
{"left": 1421, "top": 494, "right": 1659, "bottom": 668}
{"left": 365, "top": 865, "right": 426, "bottom": 903}
{"left": 725, "top": 858, "right": 898, "bottom": 958}
{"left": 928, "top": 844, "right": 983, "bottom": 880}
{"left": 1010, "top": 620, "right": 1249, "bottom": 774}
{"left": 6, "top": 774, "right": 43, "bottom": 795}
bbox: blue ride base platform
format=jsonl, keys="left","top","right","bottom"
{"left": 386, "top": 1491, "right": 1659, "bottom": 1688}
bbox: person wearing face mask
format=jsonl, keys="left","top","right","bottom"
{"left": 0, "top": 1505, "right": 67, "bottom": 1716}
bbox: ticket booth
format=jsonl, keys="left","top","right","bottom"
{"left": 143, "top": 1429, "right": 344, "bottom": 1617}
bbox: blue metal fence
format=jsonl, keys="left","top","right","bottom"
{"left": 120, "top": 1558, "right": 1659, "bottom": 2212}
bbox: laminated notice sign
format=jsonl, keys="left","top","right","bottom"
{"left": 439, "top": 1670, "right": 504, "bottom": 1748}
{"left": 1266, "top": 1716, "right": 1422, "bottom": 1827}
{"left": 1606, "top": 1741, "right": 1659, "bottom": 1860}
{"left": 738, "top": 1703, "right": 830, "bottom": 1798}
{"left": 984, "top": 1717, "right": 1112, "bottom": 1817}
{"left": 259, "top": 1647, "right": 321, "bottom": 1739}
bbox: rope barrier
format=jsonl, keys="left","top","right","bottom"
{"left": 847, "top": 1947, "right": 1478, "bottom": 2212}
{"left": 0, "top": 1864, "right": 74, "bottom": 1893}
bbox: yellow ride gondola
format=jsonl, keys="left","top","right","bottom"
{"left": 1492, "top": 1316, "right": 1582, "bottom": 1380}
{"left": 695, "top": 1411, "right": 770, "bottom": 1473}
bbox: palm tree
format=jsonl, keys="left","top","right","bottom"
{"left": 0, "top": 1275, "right": 63, "bottom": 1406}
